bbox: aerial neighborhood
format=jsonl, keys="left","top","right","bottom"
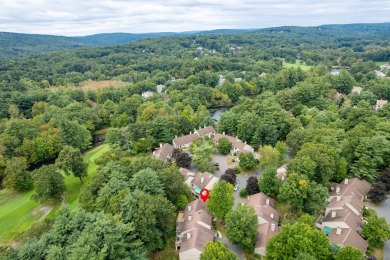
{"left": 1, "top": 20, "right": 390, "bottom": 260}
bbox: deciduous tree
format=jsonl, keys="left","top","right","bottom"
{"left": 32, "top": 165, "right": 66, "bottom": 202}
{"left": 200, "top": 241, "right": 239, "bottom": 260}
{"left": 206, "top": 181, "right": 234, "bottom": 221}
{"left": 56, "top": 146, "right": 88, "bottom": 183}
{"left": 362, "top": 216, "right": 390, "bottom": 247}
{"left": 225, "top": 204, "right": 258, "bottom": 252}
{"left": 266, "top": 218, "right": 331, "bottom": 259}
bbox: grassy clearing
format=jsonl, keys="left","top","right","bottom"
{"left": 375, "top": 61, "right": 389, "bottom": 66}
{"left": 49, "top": 80, "right": 128, "bottom": 92}
{"left": 0, "top": 144, "right": 110, "bottom": 245}
{"left": 0, "top": 190, "right": 41, "bottom": 245}
{"left": 151, "top": 237, "right": 179, "bottom": 260}
{"left": 283, "top": 60, "right": 313, "bottom": 71}
{"left": 371, "top": 246, "right": 384, "bottom": 260}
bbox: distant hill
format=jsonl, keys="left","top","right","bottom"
{"left": 0, "top": 29, "right": 255, "bottom": 57}
{"left": 1, "top": 23, "right": 389, "bottom": 57}
{"left": 0, "top": 32, "right": 90, "bottom": 57}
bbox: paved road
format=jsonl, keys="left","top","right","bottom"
{"left": 213, "top": 152, "right": 262, "bottom": 206}
{"left": 216, "top": 237, "right": 244, "bottom": 260}
{"left": 366, "top": 199, "right": 390, "bottom": 259}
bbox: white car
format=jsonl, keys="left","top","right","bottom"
{"left": 234, "top": 181, "right": 239, "bottom": 191}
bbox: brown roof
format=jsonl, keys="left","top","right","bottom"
{"left": 196, "top": 126, "right": 215, "bottom": 137}
{"left": 192, "top": 172, "right": 218, "bottom": 190}
{"left": 327, "top": 195, "right": 363, "bottom": 215}
{"left": 330, "top": 178, "right": 371, "bottom": 200}
{"left": 179, "top": 225, "right": 214, "bottom": 253}
{"left": 255, "top": 222, "right": 280, "bottom": 249}
{"left": 351, "top": 86, "right": 363, "bottom": 94}
{"left": 328, "top": 228, "right": 368, "bottom": 253}
{"left": 173, "top": 133, "right": 198, "bottom": 147}
{"left": 213, "top": 133, "right": 254, "bottom": 153}
{"left": 248, "top": 192, "right": 275, "bottom": 208}
{"left": 253, "top": 204, "right": 279, "bottom": 224}
{"left": 153, "top": 143, "right": 174, "bottom": 161}
{"left": 276, "top": 165, "right": 287, "bottom": 180}
{"left": 321, "top": 208, "right": 363, "bottom": 230}
{"left": 178, "top": 199, "right": 214, "bottom": 253}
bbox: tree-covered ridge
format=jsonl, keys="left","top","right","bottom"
{"left": 1, "top": 22, "right": 390, "bottom": 259}
{"left": 0, "top": 29, "right": 255, "bottom": 57}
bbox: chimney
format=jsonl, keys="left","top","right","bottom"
{"left": 190, "top": 131, "right": 192, "bottom": 134}
{"left": 223, "top": 131, "right": 225, "bottom": 135}
{"left": 160, "top": 143, "right": 163, "bottom": 148}
{"left": 331, "top": 211, "right": 336, "bottom": 218}
{"left": 194, "top": 128, "right": 197, "bottom": 132}
{"left": 336, "top": 196, "right": 341, "bottom": 201}
{"left": 175, "top": 135, "right": 178, "bottom": 138}
{"left": 266, "top": 198, "right": 270, "bottom": 205}
{"left": 336, "top": 186, "right": 340, "bottom": 194}
{"left": 188, "top": 215, "right": 192, "bottom": 221}
{"left": 201, "top": 177, "right": 204, "bottom": 183}
{"left": 336, "top": 228, "right": 341, "bottom": 235}
{"left": 188, "top": 205, "right": 192, "bottom": 211}
{"left": 187, "top": 233, "right": 191, "bottom": 239}
{"left": 344, "top": 179, "right": 349, "bottom": 184}
{"left": 270, "top": 213, "right": 274, "bottom": 219}
{"left": 271, "top": 223, "right": 275, "bottom": 231}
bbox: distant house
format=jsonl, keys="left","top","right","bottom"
{"left": 331, "top": 69, "right": 341, "bottom": 76}
{"left": 248, "top": 192, "right": 280, "bottom": 256}
{"left": 329, "top": 178, "right": 371, "bottom": 201}
{"left": 191, "top": 172, "right": 220, "bottom": 198}
{"left": 141, "top": 91, "right": 154, "bottom": 98}
{"left": 374, "top": 99, "right": 388, "bottom": 110}
{"left": 351, "top": 86, "right": 363, "bottom": 94}
{"left": 276, "top": 165, "right": 287, "bottom": 181}
{"left": 380, "top": 64, "right": 390, "bottom": 70}
{"left": 172, "top": 126, "right": 216, "bottom": 149}
{"left": 195, "top": 126, "right": 215, "bottom": 138}
{"left": 153, "top": 143, "right": 174, "bottom": 162}
{"left": 173, "top": 133, "right": 198, "bottom": 149}
{"left": 176, "top": 199, "right": 214, "bottom": 260}
{"left": 213, "top": 133, "right": 255, "bottom": 156}
{"left": 374, "top": 70, "right": 386, "bottom": 77}
{"left": 156, "top": 84, "right": 165, "bottom": 93}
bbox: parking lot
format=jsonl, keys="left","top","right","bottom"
{"left": 212, "top": 151, "right": 262, "bottom": 206}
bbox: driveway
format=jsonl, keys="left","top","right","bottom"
{"left": 366, "top": 199, "right": 390, "bottom": 259}
{"left": 212, "top": 151, "right": 262, "bottom": 206}
{"left": 216, "top": 237, "right": 244, "bottom": 260}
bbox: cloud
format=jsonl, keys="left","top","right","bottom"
{"left": 0, "top": 0, "right": 388, "bottom": 36}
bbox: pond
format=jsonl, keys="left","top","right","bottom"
{"left": 211, "top": 106, "right": 230, "bottom": 122}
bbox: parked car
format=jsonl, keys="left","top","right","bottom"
{"left": 234, "top": 181, "right": 239, "bottom": 191}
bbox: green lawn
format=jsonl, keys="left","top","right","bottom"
{"left": 375, "top": 61, "right": 389, "bottom": 66}
{"left": 151, "top": 237, "right": 179, "bottom": 260}
{"left": 0, "top": 144, "right": 110, "bottom": 245}
{"left": 283, "top": 60, "right": 313, "bottom": 71}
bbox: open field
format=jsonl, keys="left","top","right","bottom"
{"left": 283, "top": 60, "right": 313, "bottom": 71}
{"left": 49, "top": 80, "right": 128, "bottom": 92}
{"left": 0, "top": 144, "right": 110, "bottom": 245}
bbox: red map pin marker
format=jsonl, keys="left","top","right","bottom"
{"left": 200, "top": 188, "right": 210, "bottom": 202}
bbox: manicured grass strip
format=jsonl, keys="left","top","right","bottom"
{"left": 283, "top": 60, "right": 313, "bottom": 71}
{"left": 0, "top": 190, "right": 41, "bottom": 245}
{"left": 0, "top": 144, "right": 110, "bottom": 245}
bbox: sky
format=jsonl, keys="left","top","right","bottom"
{"left": 0, "top": 0, "right": 389, "bottom": 36}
